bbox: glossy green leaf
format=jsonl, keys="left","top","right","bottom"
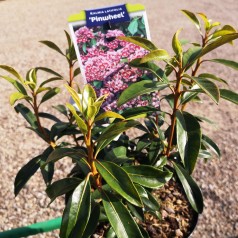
{"left": 14, "top": 147, "right": 52, "bottom": 196}
{"left": 106, "top": 146, "right": 132, "bottom": 164}
{"left": 36, "top": 86, "right": 51, "bottom": 94}
{"left": 197, "top": 13, "right": 210, "bottom": 31}
{"left": 44, "top": 147, "right": 87, "bottom": 166}
{"left": 36, "top": 67, "right": 63, "bottom": 79}
{"left": 148, "top": 140, "right": 163, "bottom": 164}
{"left": 106, "top": 227, "right": 116, "bottom": 238}
{"left": 181, "top": 10, "right": 201, "bottom": 30}
{"left": 39, "top": 77, "right": 63, "bottom": 87}
{"left": 38, "top": 112, "right": 61, "bottom": 122}
{"left": 95, "top": 161, "right": 142, "bottom": 207}
{"left": 40, "top": 161, "right": 54, "bottom": 186}
{"left": 121, "top": 106, "right": 158, "bottom": 120}
{"left": 117, "top": 80, "right": 168, "bottom": 106}
{"left": 201, "top": 33, "right": 238, "bottom": 56}
{"left": 176, "top": 111, "right": 201, "bottom": 174}
{"left": 181, "top": 85, "right": 200, "bottom": 105}
{"left": 60, "top": 177, "right": 91, "bottom": 238}
{"left": 26, "top": 68, "right": 37, "bottom": 85}
{"left": 101, "top": 190, "right": 143, "bottom": 238}
{"left": 40, "top": 40, "right": 65, "bottom": 56}
{"left": 0, "top": 65, "right": 24, "bottom": 82}
{"left": 209, "top": 59, "right": 238, "bottom": 71}
{"left": 140, "top": 49, "right": 170, "bottom": 63}
{"left": 14, "top": 103, "right": 38, "bottom": 129}
{"left": 182, "top": 46, "right": 202, "bottom": 69}
{"left": 127, "top": 202, "right": 144, "bottom": 222}
{"left": 123, "top": 165, "right": 172, "bottom": 189}
{"left": 9, "top": 92, "right": 31, "bottom": 105}
{"left": 198, "top": 73, "right": 227, "bottom": 85}
{"left": 202, "top": 134, "right": 221, "bottom": 158}
{"left": 118, "top": 36, "right": 157, "bottom": 51}
{"left": 41, "top": 87, "right": 60, "bottom": 104}
{"left": 0, "top": 75, "right": 28, "bottom": 95}
{"left": 220, "top": 89, "right": 238, "bottom": 105}
{"left": 142, "top": 190, "right": 160, "bottom": 212}
{"left": 46, "top": 177, "right": 81, "bottom": 203}
{"left": 81, "top": 204, "right": 100, "bottom": 238}
{"left": 96, "top": 120, "right": 140, "bottom": 148}
{"left": 83, "top": 84, "right": 97, "bottom": 101}
{"left": 129, "top": 58, "right": 169, "bottom": 82}
{"left": 14, "top": 155, "right": 41, "bottom": 196}
{"left": 65, "top": 85, "right": 82, "bottom": 112}
{"left": 172, "top": 28, "right": 183, "bottom": 56}
{"left": 95, "top": 111, "right": 125, "bottom": 122}
{"left": 173, "top": 162, "right": 203, "bottom": 213}
{"left": 73, "top": 68, "right": 81, "bottom": 78}
{"left": 188, "top": 76, "right": 220, "bottom": 103}
{"left": 66, "top": 103, "right": 87, "bottom": 135}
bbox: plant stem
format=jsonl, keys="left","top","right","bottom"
{"left": 166, "top": 69, "right": 183, "bottom": 157}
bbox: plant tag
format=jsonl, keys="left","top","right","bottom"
{"left": 68, "top": 4, "right": 159, "bottom": 112}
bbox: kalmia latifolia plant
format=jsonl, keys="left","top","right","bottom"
{"left": 0, "top": 10, "right": 238, "bottom": 238}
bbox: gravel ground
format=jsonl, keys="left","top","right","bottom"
{"left": 0, "top": 0, "right": 238, "bottom": 237}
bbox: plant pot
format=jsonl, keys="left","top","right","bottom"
{"left": 92, "top": 178, "right": 199, "bottom": 238}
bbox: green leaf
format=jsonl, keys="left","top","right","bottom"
{"left": 14, "top": 103, "right": 38, "bottom": 129}
{"left": 188, "top": 76, "right": 220, "bottom": 103}
{"left": 96, "top": 120, "right": 140, "bottom": 152}
{"left": 118, "top": 36, "right": 157, "bottom": 51}
{"left": 65, "top": 85, "right": 83, "bottom": 112}
{"left": 44, "top": 147, "right": 87, "bottom": 166}
{"left": 46, "top": 177, "right": 81, "bottom": 203}
{"left": 181, "top": 10, "right": 201, "bottom": 30}
{"left": 140, "top": 49, "right": 170, "bottom": 63}
{"left": 129, "top": 58, "right": 168, "bottom": 81}
{"left": 106, "top": 146, "right": 132, "bottom": 164}
{"left": 95, "top": 161, "right": 142, "bottom": 207}
{"left": 14, "top": 155, "right": 41, "bottom": 196}
{"left": 123, "top": 165, "right": 172, "bottom": 189}
{"left": 128, "top": 18, "right": 139, "bottom": 35}
{"left": 38, "top": 112, "right": 61, "bottom": 122}
{"left": 176, "top": 111, "right": 201, "bottom": 174}
{"left": 95, "top": 111, "right": 125, "bottom": 122}
{"left": 121, "top": 106, "right": 158, "bottom": 120}
{"left": 40, "top": 40, "right": 65, "bottom": 56}
{"left": 197, "top": 13, "right": 210, "bottom": 31}
{"left": 0, "top": 75, "right": 28, "bottom": 95}
{"left": 202, "top": 134, "right": 221, "bottom": 158}
{"left": 148, "top": 140, "right": 163, "bottom": 164}
{"left": 198, "top": 73, "right": 228, "bottom": 85}
{"left": 41, "top": 87, "right": 60, "bottom": 104}
{"left": 9, "top": 92, "right": 31, "bottom": 105}
{"left": 73, "top": 68, "right": 81, "bottom": 78}
{"left": 220, "top": 89, "right": 238, "bottom": 105}
{"left": 209, "top": 59, "right": 238, "bottom": 71}
{"left": 40, "top": 161, "right": 54, "bottom": 186}
{"left": 172, "top": 28, "right": 183, "bottom": 56}
{"left": 182, "top": 46, "right": 202, "bottom": 69}
{"left": 201, "top": 33, "right": 238, "bottom": 56}
{"left": 39, "top": 77, "right": 63, "bottom": 87}
{"left": 173, "top": 162, "right": 203, "bottom": 213}
{"left": 14, "top": 147, "right": 52, "bottom": 196}
{"left": 81, "top": 204, "right": 100, "bottom": 238}
{"left": 66, "top": 103, "right": 87, "bottom": 135}
{"left": 101, "top": 190, "right": 143, "bottom": 238}
{"left": 117, "top": 80, "right": 168, "bottom": 106}
{"left": 36, "top": 67, "right": 63, "bottom": 79}
{"left": 0, "top": 65, "right": 24, "bottom": 82}
{"left": 60, "top": 177, "right": 91, "bottom": 238}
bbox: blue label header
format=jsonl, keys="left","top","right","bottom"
{"left": 86, "top": 4, "right": 130, "bottom": 27}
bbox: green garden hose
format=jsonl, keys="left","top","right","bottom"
{"left": 0, "top": 217, "right": 62, "bottom": 238}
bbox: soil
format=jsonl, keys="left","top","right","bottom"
{"left": 0, "top": 0, "right": 238, "bottom": 238}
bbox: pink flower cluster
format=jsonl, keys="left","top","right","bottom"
{"left": 74, "top": 26, "right": 160, "bottom": 111}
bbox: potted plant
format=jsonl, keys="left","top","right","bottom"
{"left": 1, "top": 10, "right": 238, "bottom": 238}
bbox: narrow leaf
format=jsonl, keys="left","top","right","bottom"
{"left": 173, "top": 162, "right": 203, "bottom": 213}
{"left": 9, "top": 92, "right": 31, "bottom": 106}
{"left": 181, "top": 10, "right": 201, "bottom": 30}
{"left": 40, "top": 40, "right": 65, "bottom": 56}
{"left": 209, "top": 59, "right": 238, "bottom": 71}
{"left": 102, "top": 190, "right": 143, "bottom": 238}
{"left": 60, "top": 177, "right": 91, "bottom": 238}
{"left": 172, "top": 29, "right": 183, "bottom": 56}
{"left": 117, "top": 80, "right": 168, "bottom": 106}
{"left": 220, "top": 89, "right": 238, "bottom": 104}
{"left": 118, "top": 36, "right": 157, "bottom": 51}
{"left": 123, "top": 165, "right": 172, "bottom": 189}
{"left": 198, "top": 73, "right": 228, "bottom": 85}
{"left": 95, "top": 161, "right": 143, "bottom": 207}
{"left": 95, "top": 111, "right": 125, "bottom": 122}
{"left": 202, "top": 134, "right": 221, "bottom": 158}
{"left": 0, "top": 65, "right": 24, "bottom": 82}
{"left": 140, "top": 49, "right": 170, "bottom": 63}
{"left": 41, "top": 87, "right": 60, "bottom": 104}
{"left": 182, "top": 46, "right": 202, "bottom": 69}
